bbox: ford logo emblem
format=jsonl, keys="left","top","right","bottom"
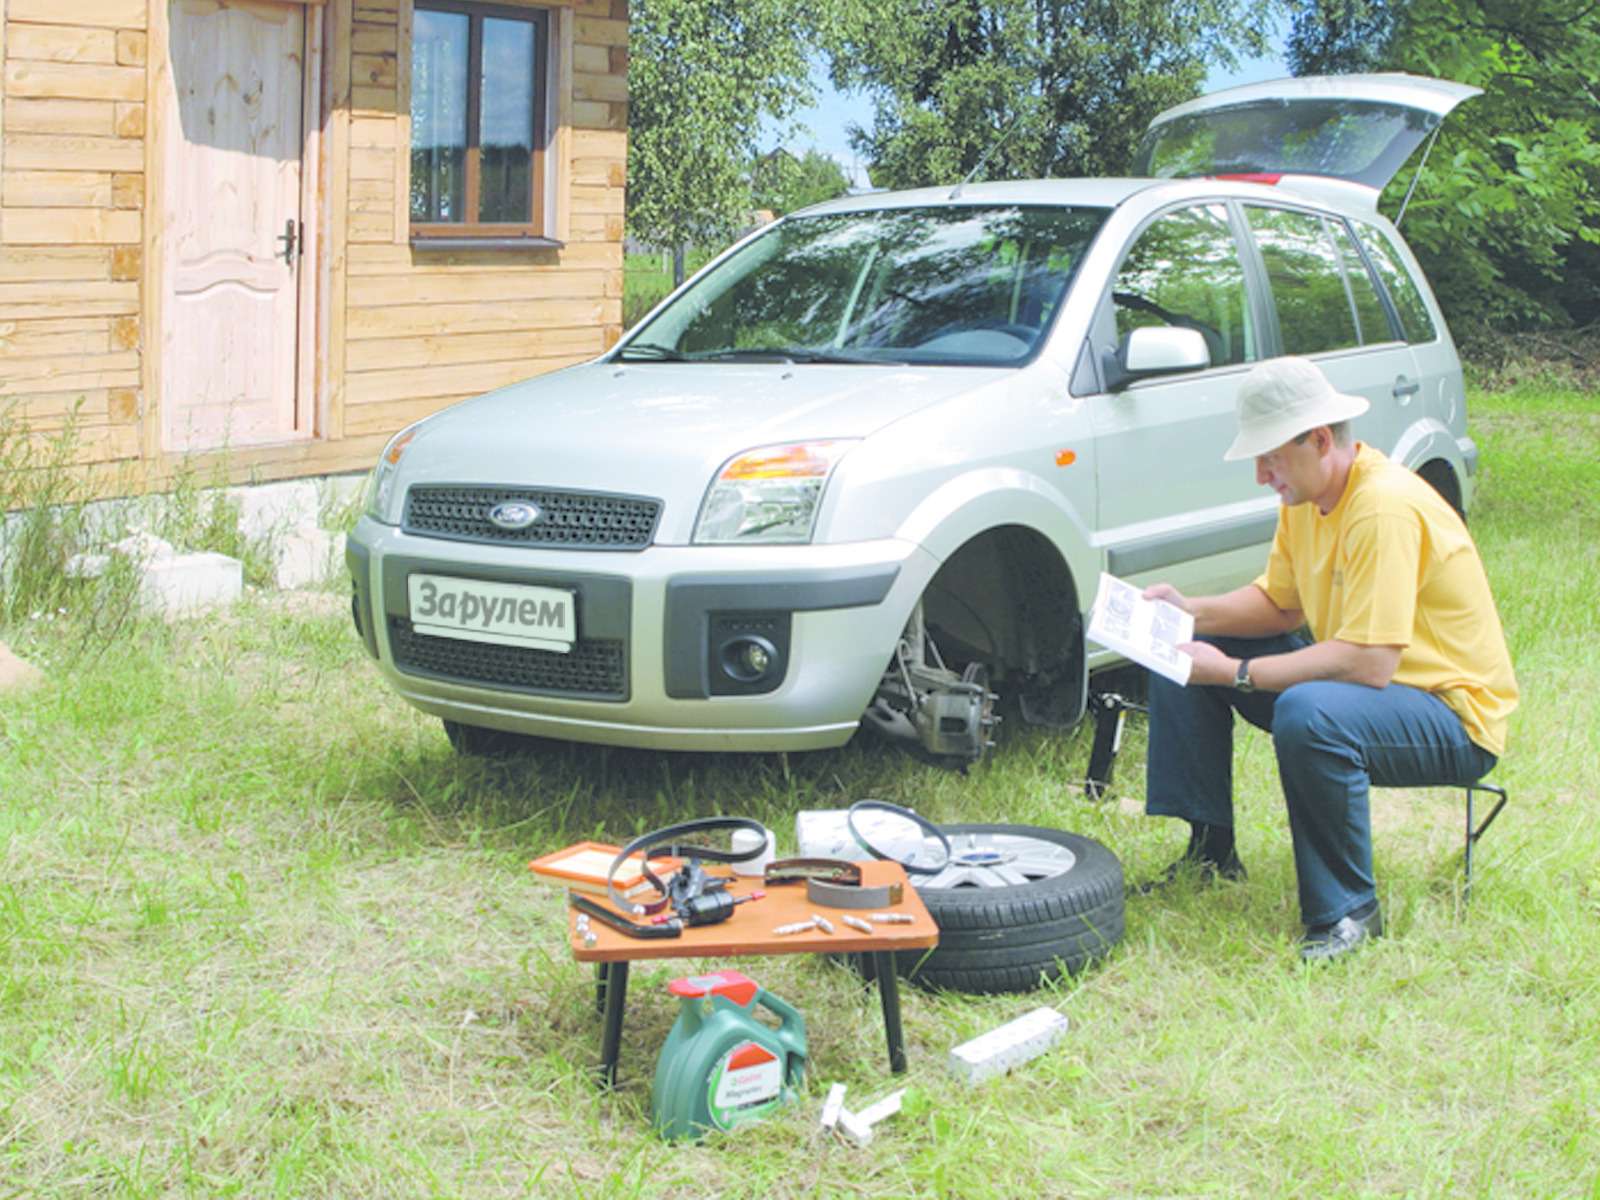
{"left": 488, "top": 501, "right": 541, "bottom": 530}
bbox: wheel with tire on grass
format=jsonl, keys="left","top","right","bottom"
{"left": 889, "top": 823, "right": 1124, "bottom": 994}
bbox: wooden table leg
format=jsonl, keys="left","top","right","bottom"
{"left": 598, "top": 960, "right": 630, "bottom": 1090}
{"left": 872, "top": 951, "right": 907, "bottom": 1073}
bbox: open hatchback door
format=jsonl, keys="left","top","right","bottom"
{"left": 1133, "top": 73, "right": 1482, "bottom": 199}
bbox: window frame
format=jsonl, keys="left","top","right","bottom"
{"left": 1349, "top": 220, "right": 1440, "bottom": 346}
{"left": 1241, "top": 202, "right": 1364, "bottom": 358}
{"left": 409, "top": 0, "right": 551, "bottom": 241}
{"left": 1089, "top": 200, "right": 1262, "bottom": 390}
{"left": 1325, "top": 216, "right": 1403, "bottom": 347}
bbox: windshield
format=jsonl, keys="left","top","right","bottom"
{"left": 618, "top": 205, "right": 1108, "bottom": 367}
{"left": 1133, "top": 98, "right": 1439, "bottom": 190}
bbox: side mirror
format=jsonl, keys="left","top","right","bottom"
{"left": 1103, "top": 326, "right": 1212, "bottom": 392}
{"left": 1124, "top": 326, "right": 1211, "bottom": 376}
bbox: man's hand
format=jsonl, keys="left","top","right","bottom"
{"left": 1140, "top": 581, "right": 1301, "bottom": 639}
{"left": 1181, "top": 640, "right": 1238, "bottom": 687}
{"left": 1142, "top": 583, "right": 1192, "bottom": 614}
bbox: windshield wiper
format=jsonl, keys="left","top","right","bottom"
{"left": 614, "top": 341, "right": 688, "bottom": 361}
{"left": 696, "top": 346, "right": 906, "bottom": 366}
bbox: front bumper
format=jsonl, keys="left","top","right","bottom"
{"left": 347, "top": 517, "right": 938, "bottom": 750}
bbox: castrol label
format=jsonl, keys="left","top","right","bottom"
{"left": 707, "top": 1041, "right": 783, "bottom": 1128}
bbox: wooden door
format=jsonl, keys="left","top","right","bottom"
{"left": 161, "top": 0, "right": 311, "bottom": 451}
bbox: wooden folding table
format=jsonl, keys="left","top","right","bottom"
{"left": 568, "top": 860, "right": 938, "bottom": 1088}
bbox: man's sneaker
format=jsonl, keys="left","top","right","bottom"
{"left": 1299, "top": 903, "right": 1383, "bottom": 962}
{"left": 1131, "top": 851, "right": 1247, "bottom": 895}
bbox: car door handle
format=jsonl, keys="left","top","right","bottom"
{"left": 1393, "top": 377, "right": 1421, "bottom": 400}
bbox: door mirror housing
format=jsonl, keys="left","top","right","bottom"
{"left": 1105, "top": 326, "right": 1211, "bottom": 391}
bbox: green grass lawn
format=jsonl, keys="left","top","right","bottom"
{"left": 2, "top": 383, "right": 1597, "bottom": 1198}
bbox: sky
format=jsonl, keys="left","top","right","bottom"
{"left": 777, "top": 23, "right": 1291, "bottom": 190}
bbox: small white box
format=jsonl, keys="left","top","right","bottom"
{"left": 947, "top": 1007, "right": 1070, "bottom": 1085}
{"left": 795, "top": 807, "right": 929, "bottom": 862}
{"left": 818, "top": 1082, "right": 847, "bottom": 1130}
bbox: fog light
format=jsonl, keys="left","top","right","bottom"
{"left": 719, "top": 635, "right": 779, "bottom": 684}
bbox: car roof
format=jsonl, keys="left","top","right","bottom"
{"left": 794, "top": 178, "right": 1165, "bottom": 216}
{"left": 788, "top": 174, "right": 1386, "bottom": 222}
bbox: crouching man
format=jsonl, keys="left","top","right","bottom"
{"left": 1141, "top": 356, "right": 1518, "bottom": 961}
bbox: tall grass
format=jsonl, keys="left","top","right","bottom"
{"left": 0, "top": 382, "right": 1595, "bottom": 1198}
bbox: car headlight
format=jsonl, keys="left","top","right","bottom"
{"left": 364, "top": 424, "right": 421, "bottom": 523}
{"left": 693, "top": 440, "right": 857, "bottom": 545}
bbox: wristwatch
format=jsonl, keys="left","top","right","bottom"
{"left": 1233, "top": 658, "right": 1255, "bottom": 693}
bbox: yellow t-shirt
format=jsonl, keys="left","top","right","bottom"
{"left": 1253, "top": 444, "right": 1518, "bottom": 756}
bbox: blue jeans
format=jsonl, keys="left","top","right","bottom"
{"left": 1144, "top": 634, "right": 1497, "bottom": 927}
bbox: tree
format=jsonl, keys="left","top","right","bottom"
{"left": 751, "top": 148, "right": 853, "bottom": 214}
{"left": 819, "top": 0, "right": 1275, "bottom": 190}
{"left": 1284, "top": 0, "right": 1396, "bottom": 75}
{"left": 1282, "top": 0, "right": 1600, "bottom": 332}
{"left": 627, "top": 0, "right": 816, "bottom": 280}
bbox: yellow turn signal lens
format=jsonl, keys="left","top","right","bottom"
{"left": 718, "top": 440, "right": 850, "bottom": 482}
{"left": 384, "top": 426, "right": 418, "bottom": 466}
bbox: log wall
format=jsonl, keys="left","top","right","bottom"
{"left": 0, "top": 0, "right": 628, "bottom": 493}
{"left": 0, "top": 0, "right": 147, "bottom": 471}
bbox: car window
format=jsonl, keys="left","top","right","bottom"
{"left": 1135, "top": 98, "right": 1444, "bottom": 191}
{"left": 623, "top": 205, "right": 1107, "bottom": 367}
{"left": 1110, "top": 204, "right": 1254, "bottom": 369}
{"left": 1327, "top": 219, "right": 1397, "bottom": 344}
{"left": 1245, "top": 205, "right": 1361, "bottom": 356}
{"left": 1352, "top": 222, "right": 1438, "bottom": 344}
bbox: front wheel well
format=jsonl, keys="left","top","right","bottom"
{"left": 920, "top": 525, "right": 1084, "bottom": 726}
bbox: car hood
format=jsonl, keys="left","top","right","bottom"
{"left": 396, "top": 360, "right": 1012, "bottom": 540}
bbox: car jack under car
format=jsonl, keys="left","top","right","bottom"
{"left": 863, "top": 601, "right": 1000, "bottom": 766}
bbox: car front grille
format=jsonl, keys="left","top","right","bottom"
{"left": 403, "top": 485, "right": 661, "bottom": 550}
{"left": 388, "top": 618, "right": 627, "bottom": 700}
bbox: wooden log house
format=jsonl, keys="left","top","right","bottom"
{"left": 0, "top": 0, "right": 628, "bottom": 494}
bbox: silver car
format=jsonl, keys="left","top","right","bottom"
{"left": 348, "top": 74, "right": 1482, "bottom": 762}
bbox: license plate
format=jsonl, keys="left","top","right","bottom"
{"left": 407, "top": 574, "right": 576, "bottom": 652}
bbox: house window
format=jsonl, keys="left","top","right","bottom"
{"left": 410, "top": 2, "right": 549, "bottom": 237}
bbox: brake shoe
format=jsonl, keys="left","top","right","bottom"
{"left": 764, "top": 857, "right": 863, "bottom": 887}
{"left": 805, "top": 876, "right": 905, "bottom": 910}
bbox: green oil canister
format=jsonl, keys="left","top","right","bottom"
{"left": 650, "top": 968, "right": 807, "bottom": 1141}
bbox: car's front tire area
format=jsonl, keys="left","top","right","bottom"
{"left": 864, "top": 527, "right": 1084, "bottom": 765}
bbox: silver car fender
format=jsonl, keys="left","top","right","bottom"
{"left": 895, "top": 467, "right": 1098, "bottom": 605}
{"left": 1391, "top": 417, "right": 1473, "bottom": 510}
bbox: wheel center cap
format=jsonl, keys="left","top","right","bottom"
{"left": 951, "top": 848, "right": 1013, "bottom": 868}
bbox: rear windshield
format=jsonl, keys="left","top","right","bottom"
{"left": 1134, "top": 98, "right": 1438, "bottom": 190}
{"left": 618, "top": 205, "right": 1108, "bottom": 367}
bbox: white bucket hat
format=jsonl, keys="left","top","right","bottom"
{"left": 1224, "top": 356, "right": 1371, "bottom": 461}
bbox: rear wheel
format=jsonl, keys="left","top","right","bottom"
{"left": 1418, "top": 459, "right": 1464, "bottom": 518}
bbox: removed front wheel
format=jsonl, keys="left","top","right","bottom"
{"left": 892, "top": 823, "right": 1124, "bottom": 993}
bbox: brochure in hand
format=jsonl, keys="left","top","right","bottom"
{"left": 1086, "top": 572, "right": 1195, "bottom": 686}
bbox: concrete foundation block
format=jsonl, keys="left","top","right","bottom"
{"left": 139, "top": 551, "right": 242, "bottom": 618}
{"left": 229, "top": 481, "right": 321, "bottom": 540}
{"left": 273, "top": 527, "right": 342, "bottom": 590}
